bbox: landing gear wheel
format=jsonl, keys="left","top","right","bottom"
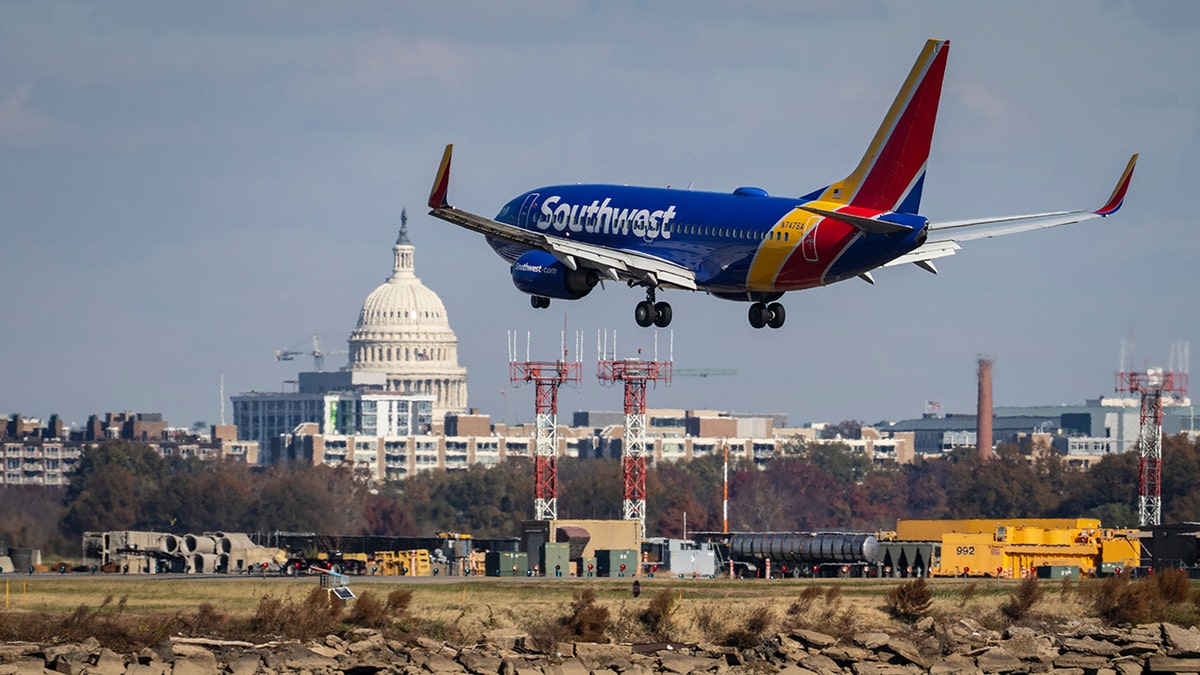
{"left": 530, "top": 295, "right": 550, "bottom": 309}
{"left": 748, "top": 303, "right": 767, "bottom": 329}
{"left": 766, "top": 302, "right": 786, "bottom": 329}
{"left": 653, "top": 302, "right": 673, "bottom": 328}
{"left": 635, "top": 300, "right": 655, "bottom": 327}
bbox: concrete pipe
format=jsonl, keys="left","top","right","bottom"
{"left": 184, "top": 535, "right": 217, "bottom": 554}
{"left": 160, "top": 534, "right": 179, "bottom": 554}
{"left": 224, "top": 533, "right": 255, "bottom": 550}
{"left": 190, "top": 553, "right": 220, "bottom": 573}
{"left": 9, "top": 547, "right": 33, "bottom": 572}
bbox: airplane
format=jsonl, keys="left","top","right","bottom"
{"left": 427, "top": 38, "right": 1137, "bottom": 330}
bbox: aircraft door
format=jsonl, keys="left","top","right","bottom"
{"left": 518, "top": 193, "right": 541, "bottom": 228}
{"left": 802, "top": 216, "right": 820, "bottom": 262}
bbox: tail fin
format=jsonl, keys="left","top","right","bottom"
{"left": 821, "top": 39, "right": 949, "bottom": 214}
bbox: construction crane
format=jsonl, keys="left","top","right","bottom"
{"left": 674, "top": 368, "right": 737, "bottom": 378}
{"left": 275, "top": 334, "right": 346, "bottom": 372}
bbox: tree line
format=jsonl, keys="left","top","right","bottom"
{"left": 4, "top": 433, "right": 1199, "bottom": 556}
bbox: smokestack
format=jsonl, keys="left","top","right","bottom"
{"left": 977, "top": 356, "right": 994, "bottom": 461}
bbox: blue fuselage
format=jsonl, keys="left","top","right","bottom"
{"left": 487, "top": 184, "right": 927, "bottom": 296}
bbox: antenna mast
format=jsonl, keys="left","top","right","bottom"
{"left": 597, "top": 328, "right": 673, "bottom": 540}
{"left": 509, "top": 328, "right": 582, "bottom": 521}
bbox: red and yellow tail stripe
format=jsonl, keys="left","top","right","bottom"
{"left": 821, "top": 39, "right": 948, "bottom": 213}
{"left": 1094, "top": 153, "right": 1138, "bottom": 216}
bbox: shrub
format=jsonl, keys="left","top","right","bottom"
{"left": 693, "top": 603, "right": 721, "bottom": 642}
{"left": 722, "top": 604, "right": 774, "bottom": 650}
{"left": 242, "top": 588, "right": 342, "bottom": 640}
{"left": 529, "top": 617, "right": 571, "bottom": 655}
{"left": 788, "top": 586, "right": 822, "bottom": 617}
{"left": 562, "top": 589, "right": 609, "bottom": 643}
{"left": 386, "top": 588, "right": 413, "bottom": 615}
{"left": 819, "top": 585, "right": 845, "bottom": 624}
{"left": 182, "top": 602, "right": 228, "bottom": 636}
{"left": 1091, "top": 573, "right": 1158, "bottom": 626}
{"left": 959, "top": 582, "right": 978, "bottom": 607}
{"left": 1153, "top": 568, "right": 1193, "bottom": 605}
{"left": 1001, "top": 576, "right": 1043, "bottom": 621}
{"left": 346, "top": 591, "right": 388, "bottom": 629}
{"left": 639, "top": 590, "right": 675, "bottom": 641}
{"left": 55, "top": 595, "right": 148, "bottom": 652}
{"left": 824, "top": 584, "right": 842, "bottom": 607}
{"left": 884, "top": 577, "right": 932, "bottom": 622}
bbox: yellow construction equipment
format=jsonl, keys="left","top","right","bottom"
{"left": 375, "top": 550, "right": 431, "bottom": 576}
{"left": 891, "top": 519, "right": 1140, "bottom": 578}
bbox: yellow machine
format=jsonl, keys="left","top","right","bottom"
{"left": 893, "top": 519, "right": 1140, "bottom": 578}
{"left": 375, "top": 549, "right": 431, "bottom": 576}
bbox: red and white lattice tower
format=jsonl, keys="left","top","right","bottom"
{"left": 597, "top": 330, "right": 672, "bottom": 539}
{"left": 509, "top": 331, "right": 581, "bottom": 521}
{"left": 1116, "top": 353, "right": 1189, "bottom": 527}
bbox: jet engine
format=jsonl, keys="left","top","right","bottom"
{"left": 510, "top": 250, "right": 600, "bottom": 300}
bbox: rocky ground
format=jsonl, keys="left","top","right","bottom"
{"left": 5, "top": 617, "right": 1200, "bottom": 674}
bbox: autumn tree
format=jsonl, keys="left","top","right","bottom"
{"left": 60, "top": 440, "right": 169, "bottom": 537}
{"left": 821, "top": 420, "right": 863, "bottom": 440}
{"left": 402, "top": 460, "right": 533, "bottom": 537}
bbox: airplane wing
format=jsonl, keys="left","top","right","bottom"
{"left": 427, "top": 144, "right": 697, "bottom": 291}
{"left": 884, "top": 153, "right": 1138, "bottom": 273}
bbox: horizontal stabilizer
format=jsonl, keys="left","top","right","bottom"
{"left": 796, "top": 205, "right": 913, "bottom": 235}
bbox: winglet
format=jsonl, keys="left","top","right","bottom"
{"left": 428, "top": 143, "right": 453, "bottom": 209}
{"left": 1094, "top": 153, "right": 1138, "bottom": 216}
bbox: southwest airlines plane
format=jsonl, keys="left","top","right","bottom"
{"left": 428, "top": 39, "right": 1137, "bottom": 329}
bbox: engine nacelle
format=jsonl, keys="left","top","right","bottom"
{"left": 511, "top": 250, "right": 600, "bottom": 300}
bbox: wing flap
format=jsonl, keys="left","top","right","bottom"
{"left": 883, "top": 240, "right": 961, "bottom": 268}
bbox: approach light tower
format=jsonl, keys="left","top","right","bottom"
{"left": 509, "top": 331, "right": 582, "bottom": 521}
{"left": 1116, "top": 351, "right": 1189, "bottom": 527}
{"left": 597, "top": 330, "right": 672, "bottom": 539}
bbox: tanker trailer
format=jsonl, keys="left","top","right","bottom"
{"left": 728, "top": 532, "right": 878, "bottom": 577}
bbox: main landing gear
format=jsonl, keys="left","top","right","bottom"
{"left": 748, "top": 301, "right": 786, "bottom": 329}
{"left": 635, "top": 288, "right": 672, "bottom": 328}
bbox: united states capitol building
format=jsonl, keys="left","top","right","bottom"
{"left": 232, "top": 215, "right": 469, "bottom": 470}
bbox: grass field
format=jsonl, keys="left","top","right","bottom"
{"left": 0, "top": 574, "right": 1099, "bottom": 647}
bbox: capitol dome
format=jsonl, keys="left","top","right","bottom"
{"left": 347, "top": 212, "right": 468, "bottom": 420}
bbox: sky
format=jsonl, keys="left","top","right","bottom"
{"left": 1, "top": 1, "right": 1197, "bottom": 430}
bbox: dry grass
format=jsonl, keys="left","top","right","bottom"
{"left": 0, "top": 576, "right": 1192, "bottom": 650}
